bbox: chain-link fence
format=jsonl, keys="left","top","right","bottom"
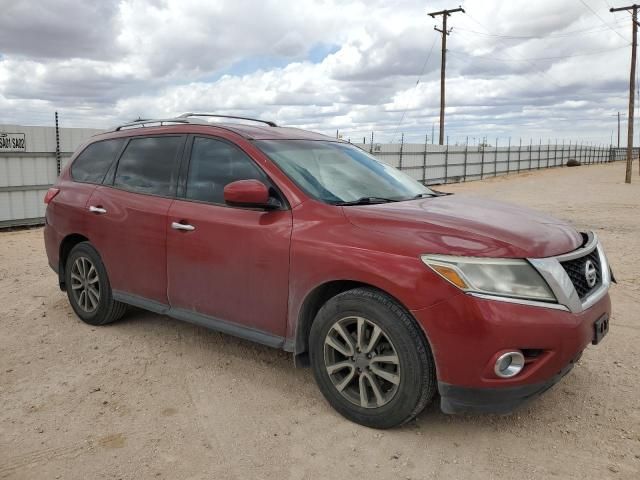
{"left": 352, "top": 140, "right": 636, "bottom": 185}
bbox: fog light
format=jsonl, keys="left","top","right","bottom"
{"left": 494, "top": 351, "right": 525, "bottom": 378}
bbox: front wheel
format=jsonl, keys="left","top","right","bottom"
{"left": 309, "top": 287, "right": 437, "bottom": 429}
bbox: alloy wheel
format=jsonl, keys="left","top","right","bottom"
{"left": 70, "top": 256, "right": 100, "bottom": 313}
{"left": 324, "top": 316, "right": 401, "bottom": 409}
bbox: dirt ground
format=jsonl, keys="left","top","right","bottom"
{"left": 0, "top": 162, "right": 638, "bottom": 480}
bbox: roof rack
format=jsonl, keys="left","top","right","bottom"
{"left": 114, "top": 118, "right": 191, "bottom": 131}
{"left": 177, "top": 113, "right": 278, "bottom": 127}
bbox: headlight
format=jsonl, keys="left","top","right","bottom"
{"left": 421, "top": 254, "right": 556, "bottom": 302}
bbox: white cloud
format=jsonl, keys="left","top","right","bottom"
{"left": 0, "top": 0, "right": 633, "bottom": 144}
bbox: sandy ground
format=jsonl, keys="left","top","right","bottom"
{"left": 0, "top": 161, "right": 639, "bottom": 480}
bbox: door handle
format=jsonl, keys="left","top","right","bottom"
{"left": 171, "top": 221, "right": 195, "bottom": 231}
{"left": 89, "top": 206, "right": 107, "bottom": 214}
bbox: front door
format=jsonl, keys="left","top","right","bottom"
{"left": 166, "top": 136, "right": 292, "bottom": 338}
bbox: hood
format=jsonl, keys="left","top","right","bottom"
{"left": 343, "top": 195, "right": 582, "bottom": 258}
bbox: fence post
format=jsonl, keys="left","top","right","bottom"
{"left": 578, "top": 142, "right": 582, "bottom": 165}
{"left": 369, "top": 131, "right": 374, "bottom": 154}
{"left": 546, "top": 139, "right": 550, "bottom": 168}
{"left": 537, "top": 138, "right": 542, "bottom": 169}
{"left": 463, "top": 136, "right": 468, "bottom": 181}
{"left": 494, "top": 137, "right": 498, "bottom": 177}
{"left": 55, "top": 111, "right": 61, "bottom": 176}
{"left": 444, "top": 138, "right": 449, "bottom": 183}
{"left": 507, "top": 137, "right": 511, "bottom": 173}
{"left": 586, "top": 142, "right": 590, "bottom": 165}
{"left": 422, "top": 132, "right": 428, "bottom": 184}
{"left": 480, "top": 140, "right": 485, "bottom": 179}
{"left": 399, "top": 133, "right": 404, "bottom": 171}
{"left": 599, "top": 144, "right": 602, "bottom": 164}
{"left": 528, "top": 139, "right": 533, "bottom": 170}
{"left": 517, "top": 138, "right": 522, "bottom": 172}
{"left": 567, "top": 140, "right": 578, "bottom": 165}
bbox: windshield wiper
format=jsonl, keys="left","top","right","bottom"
{"left": 335, "top": 196, "right": 399, "bottom": 206}
{"left": 414, "top": 190, "right": 453, "bottom": 199}
{"left": 414, "top": 193, "right": 438, "bottom": 198}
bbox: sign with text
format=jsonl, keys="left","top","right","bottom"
{"left": 0, "top": 132, "right": 26, "bottom": 152}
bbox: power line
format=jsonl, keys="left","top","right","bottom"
{"left": 389, "top": 35, "right": 439, "bottom": 143}
{"left": 461, "top": 12, "right": 566, "bottom": 89}
{"left": 448, "top": 44, "right": 629, "bottom": 62}
{"left": 455, "top": 21, "right": 627, "bottom": 39}
{"left": 579, "top": 0, "right": 630, "bottom": 41}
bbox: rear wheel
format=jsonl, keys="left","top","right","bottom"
{"left": 309, "top": 287, "right": 436, "bottom": 429}
{"left": 65, "top": 242, "right": 127, "bottom": 325}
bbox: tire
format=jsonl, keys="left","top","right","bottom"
{"left": 64, "top": 242, "right": 127, "bottom": 326}
{"left": 309, "top": 287, "right": 437, "bottom": 429}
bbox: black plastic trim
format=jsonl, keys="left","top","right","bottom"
{"left": 112, "top": 291, "right": 287, "bottom": 349}
{"left": 48, "top": 260, "right": 58, "bottom": 274}
{"left": 438, "top": 360, "right": 576, "bottom": 415}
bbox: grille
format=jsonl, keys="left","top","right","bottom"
{"left": 560, "top": 249, "right": 602, "bottom": 299}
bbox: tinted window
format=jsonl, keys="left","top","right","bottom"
{"left": 186, "top": 137, "right": 266, "bottom": 204}
{"left": 71, "top": 139, "right": 125, "bottom": 184}
{"left": 114, "top": 136, "right": 183, "bottom": 196}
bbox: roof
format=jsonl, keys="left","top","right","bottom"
{"left": 216, "top": 124, "right": 334, "bottom": 141}
{"left": 101, "top": 114, "right": 337, "bottom": 142}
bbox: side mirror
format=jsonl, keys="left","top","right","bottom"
{"left": 223, "top": 179, "right": 279, "bottom": 209}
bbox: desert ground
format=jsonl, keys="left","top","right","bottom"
{"left": 0, "top": 161, "right": 638, "bottom": 479}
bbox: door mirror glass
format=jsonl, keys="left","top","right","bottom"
{"left": 224, "top": 179, "right": 277, "bottom": 208}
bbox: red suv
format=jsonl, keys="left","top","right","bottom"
{"left": 44, "top": 114, "right": 612, "bottom": 428}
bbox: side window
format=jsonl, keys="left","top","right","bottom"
{"left": 113, "top": 136, "right": 183, "bottom": 196}
{"left": 71, "top": 139, "right": 125, "bottom": 184}
{"left": 186, "top": 137, "right": 267, "bottom": 204}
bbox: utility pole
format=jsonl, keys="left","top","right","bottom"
{"left": 611, "top": 4, "right": 638, "bottom": 183}
{"left": 428, "top": 6, "right": 465, "bottom": 145}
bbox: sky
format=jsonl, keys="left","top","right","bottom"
{"left": 0, "top": 0, "right": 636, "bottom": 145}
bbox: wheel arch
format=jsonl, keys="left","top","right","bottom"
{"left": 292, "top": 279, "right": 426, "bottom": 367}
{"left": 58, "top": 233, "right": 90, "bottom": 290}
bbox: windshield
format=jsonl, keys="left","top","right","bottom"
{"left": 255, "top": 140, "right": 434, "bottom": 204}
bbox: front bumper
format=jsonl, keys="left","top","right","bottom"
{"left": 411, "top": 287, "right": 611, "bottom": 414}
{"left": 439, "top": 352, "right": 579, "bottom": 414}
{"left": 411, "top": 231, "right": 612, "bottom": 415}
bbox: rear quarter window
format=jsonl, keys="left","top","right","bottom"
{"left": 71, "top": 139, "right": 125, "bottom": 184}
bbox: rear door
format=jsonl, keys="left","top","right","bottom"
{"left": 87, "top": 135, "right": 185, "bottom": 305}
{"left": 166, "top": 135, "right": 292, "bottom": 338}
